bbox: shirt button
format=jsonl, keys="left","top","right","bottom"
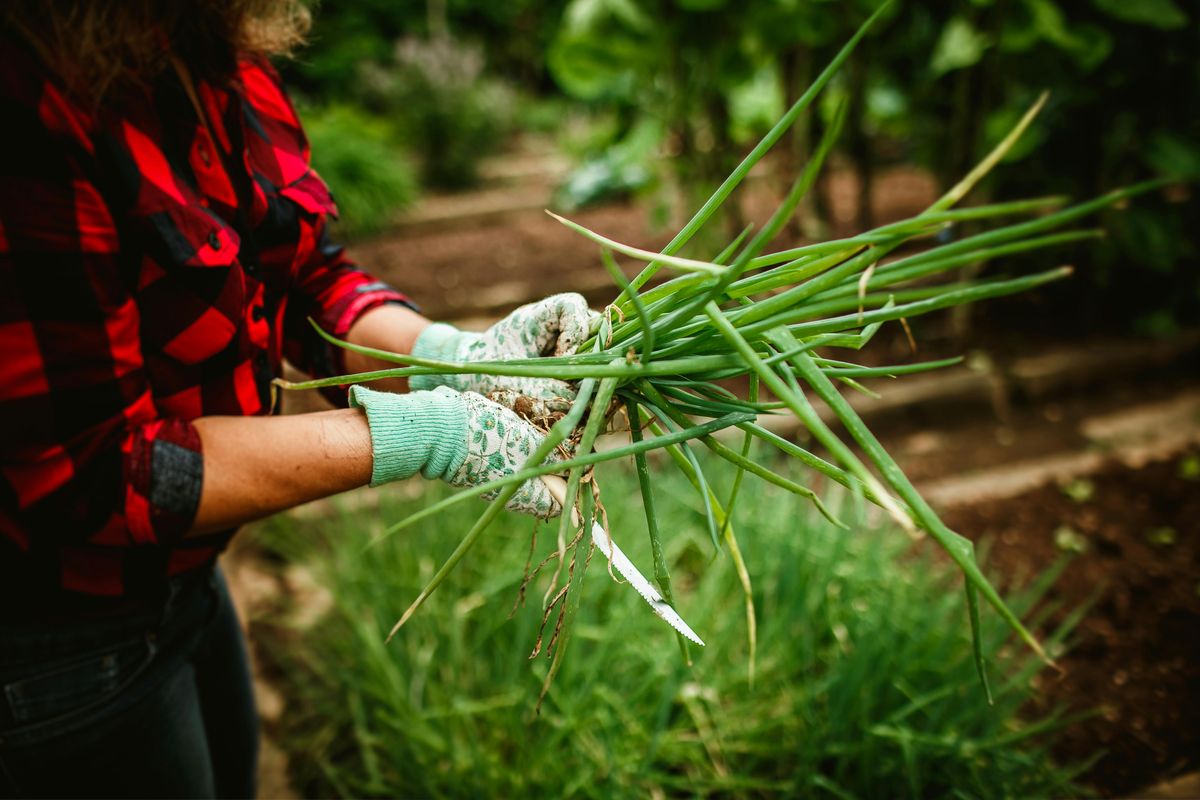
{"left": 207, "top": 231, "right": 221, "bottom": 249}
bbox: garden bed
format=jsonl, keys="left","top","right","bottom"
{"left": 263, "top": 344, "right": 1197, "bottom": 793}
{"left": 231, "top": 436, "right": 1199, "bottom": 798}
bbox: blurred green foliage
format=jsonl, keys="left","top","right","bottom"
{"left": 282, "top": 1, "right": 1196, "bottom": 329}
{"left": 547, "top": 0, "right": 831, "bottom": 229}
{"left": 546, "top": 0, "right": 901, "bottom": 236}
{"left": 360, "top": 36, "right": 514, "bottom": 189}
{"left": 251, "top": 462, "right": 1088, "bottom": 798}
{"left": 286, "top": 2, "right": 547, "bottom": 191}
{"left": 543, "top": 0, "right": 1198, "bottom": 330}
{"left": 884, "top": 0, "right": 1199, "bottom": 333}
{"left": 553, "top": 116, "right": 660, "bottom": 210}
{"left": 289, "top": 0, "right": 570, "bottom": 94}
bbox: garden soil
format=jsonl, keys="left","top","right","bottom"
{"left": 942, "top": 449, "right": 1200, "bottom": 796}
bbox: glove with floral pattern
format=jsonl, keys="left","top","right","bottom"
{"left": 349, "top": 384, "right": 562, "bottom": 519}
{"left": 408, "top": 293, "right": 596, "bottom": 403}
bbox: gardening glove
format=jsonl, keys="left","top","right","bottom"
{"left": 349, "top": 384, "right": 562, "bottom": 519}
{"left": 408, "top": 293, "right": 597, "bottom": 403}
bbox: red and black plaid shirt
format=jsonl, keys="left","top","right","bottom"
{"left": 0, "top": 40, "right": 413, "bottom": 602}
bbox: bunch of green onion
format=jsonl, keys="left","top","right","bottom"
{"left": 280, "top": 4, "right": 1163, "bottom": 700}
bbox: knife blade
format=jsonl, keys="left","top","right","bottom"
{"left": 541, "top": 476, "right": 705, "bottom": 646}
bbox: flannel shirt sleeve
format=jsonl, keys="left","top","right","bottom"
{"left": 0, "top": 87, "right": 203, "bottom": 550}
{"left": 283, "top": 217, "right": 416, "bottom": 384}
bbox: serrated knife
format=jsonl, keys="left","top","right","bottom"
{"left": 541, "top": 476, "right": 705, "bottom": 646}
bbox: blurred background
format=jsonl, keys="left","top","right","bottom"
{"left": 232, "top": 1, "right": 1199, "bottom": 797}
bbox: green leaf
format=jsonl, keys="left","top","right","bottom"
{"left": 547, "top": 31, "right": 647, "bottom": 101}
{"left": 1006, "top": 0, "right": 1113, "bottom": 69}
{"left": 1093, "top": 0, "right": 1188, "bottom": 29}
{"left": 562, "top": 0, "right": 652, "bottom": 33}
{"left": 1145, "top": 131, "right": 1200, "bottom": 180}
{"left": 1114, "top": 205, "right": 1186, "bottom": 273}
{"left": 931, "top": 17, "right": 991, "bottom": 76}
{"left": 625, "top": 399, "right": 691, "bottom": 662}
{"left": 727, "top": 65, "right": 785, "bottom": 141}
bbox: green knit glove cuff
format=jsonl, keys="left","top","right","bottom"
{"left": 349, "top": 385, "right": 469, "bottom": 487}
{"left": 409, "top": 323, "right": 478, "bottom": 392}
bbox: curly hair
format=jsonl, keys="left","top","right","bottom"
{"left": 3, "top": 0, "right": 311, "bottom": 104}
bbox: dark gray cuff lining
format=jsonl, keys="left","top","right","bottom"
{"left": 150, "top": 439, "right": 204, "bottom": 520}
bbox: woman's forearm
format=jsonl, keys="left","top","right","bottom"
{"left": 341, "top": 303, "right": 433, "bottom": 392}
{"left": 189, "top": 408, "right": 373, "bottom": 535}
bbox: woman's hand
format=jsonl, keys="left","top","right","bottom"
{"left": 445, "top": 390, "right": 562, "bottom": 518}
{"left": 409, "top": 293, "right": 598, "bottom": 403}
{"left": 350, "top": 385, "right": 562, "bottom": 519}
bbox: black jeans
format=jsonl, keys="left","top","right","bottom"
{"left": 0, "top": 566, "right": 258, "bottom": 799}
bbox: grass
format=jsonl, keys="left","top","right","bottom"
{"left": 251, "top": 459, "right": 1089, "bottom": 799}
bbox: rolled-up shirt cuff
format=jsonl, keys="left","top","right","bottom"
{"left": 125, "top": 417, "right": 203, "bottom": 545}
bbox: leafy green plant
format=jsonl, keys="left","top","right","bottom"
{"left": 546, "top": 0, "right": 1196, "bottom": 330}
{"left": 253, "top": 465, "right": 1089, "bottom": 799}
{"left": 301, "top": 104, "right": 418, "bottom": 238}
{"left": 285, "top": 0, "right": 570, "bottom": 98}
{"left": 553, "top": 117, "right": 660, "bottom": 211}
{"left": 369, "top": 35, "right": 514, "bottom": 189}
{"left": 289, "top": 8, "right": 519, "bottom": 193}
{"left": 547, "top": 0, "right": 846, "bottom": 232}
{"left": 877, "top": 0, "right": 1199, "bottom": 331}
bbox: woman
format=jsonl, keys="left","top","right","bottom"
{"left": 0, "top": 2, "right": 586, "bottom": 796}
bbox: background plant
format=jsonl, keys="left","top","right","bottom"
{"left": 547, "top": 0, "right": 838, "bottom": 234}
{"left": 544, "top": 0, "right": 1198, "bottom": 331}
{"left": 287, "top": 2, "right": 526, "bottom": 194}
{"left": 359, "top": 35, "right": 515, "bottom": 190}
{"left": 896, "top": 0, "right": 1200, "bottom": 335}
{"left": 301, "top": 104, "right": 419, "bottom": 238}
{"left": 288, "top": 0, "right": 570, "bottom": 95}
